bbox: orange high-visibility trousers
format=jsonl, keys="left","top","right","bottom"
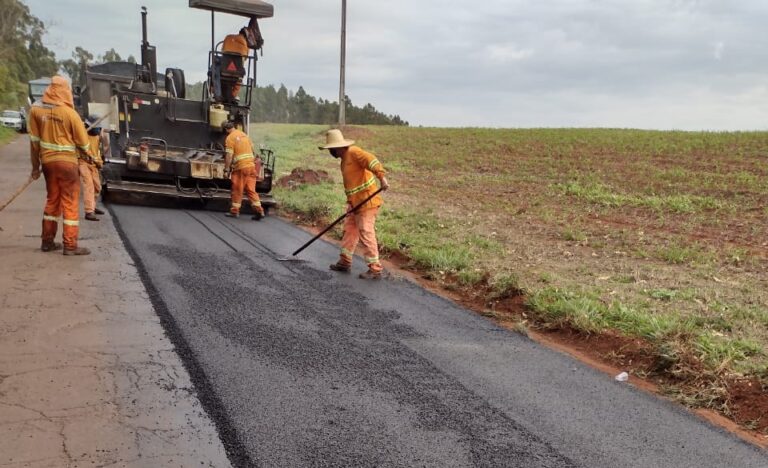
{"left": 339, "top": 206, "right": 382, "bottom": 272}
{"left": 42, "top": 161, "right": 81, "bottom": 250}
{"left": 230, "top": 166, "right": 262, "bottom": 215}
{"left": 78, "top": 160, "right": 101, "bottom": 214}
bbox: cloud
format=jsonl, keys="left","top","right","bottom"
{"left": 485, "top": 44, "right": 534, "bottom": 64}
{"left": 25, "top": 0, "right": 768, "bottom": 129}
{"left": 713, "top": 41, "right": 725, "bottom": 60}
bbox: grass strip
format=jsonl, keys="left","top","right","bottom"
{"left": 0, "top": 127, "right": 17, "bottom": 146}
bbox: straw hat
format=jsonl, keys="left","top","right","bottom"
{"left": 318, "top": 129, "right": 355, "bottom": 150}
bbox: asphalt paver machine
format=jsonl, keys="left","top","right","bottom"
{"left": 78, "top": 0, "right": 276, "bottom": 213}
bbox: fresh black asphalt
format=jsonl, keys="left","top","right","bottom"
{"left": 110, "top": 204, "right": 768, "bottom": 468}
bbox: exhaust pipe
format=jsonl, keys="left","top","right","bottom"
{"left": 140, "top": 6, "right": 157, "bottom": 89}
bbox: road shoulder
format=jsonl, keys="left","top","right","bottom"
{"left": 0, "top": 136, "right": 230, "bottom": 467}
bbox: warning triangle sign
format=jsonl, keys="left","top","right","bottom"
{"left": 226, "top": 61, "right": 237, "bottom": 72}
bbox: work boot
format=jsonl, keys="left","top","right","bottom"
{"left": 252, "top": 209, "right": 265, "bottom": 221}
{"left": 41, "top": 241, "right": 62, "bottom": 252}
{"left": 329, "top": 261, "right": 352, "bottom": 273}
{"left": 94, "top": 208, "right": 106, "bottom": 215}
{"left": 359, "top": 269, "right": 383, "bottom": 280}
{"left": 225, "top": 212, "right": 239, "bottom": 218}
{"left": 63, "top": 247, "right": 91, "bottom": 256}
{"left": 84, "top": 212, "right": 99, "bottom": 221}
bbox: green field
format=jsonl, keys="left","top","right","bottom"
{"left": 252, "top": 123, "right": 768, "bottom": 431}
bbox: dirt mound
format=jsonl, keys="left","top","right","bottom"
{"left": 277, "top": 168, "right": 332, "bottom": 188}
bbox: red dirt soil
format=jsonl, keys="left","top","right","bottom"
{"left": 277, "top": 168, "right": 331, "bottom": 188}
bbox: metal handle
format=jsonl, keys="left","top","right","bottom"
{"left": 140, "top": 137, "right": 168, "bottom": 158}
{"left": 291, "top": 187, "right": 384, "bottom": 257}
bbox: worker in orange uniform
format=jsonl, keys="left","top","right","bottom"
{"left": 28, "top": 75, "right": 92, "bottom": 255}
{"left": 319, "top": 129, "right": 389, "bottom": 280}
{"left": 222, "top": 121, "right": 265, "bottom": 220}
{"left": 80, "top": 115, "right": 106, "bottom": 221}
{"left": 221, "top": 30, "right": 248, "bottom": 100}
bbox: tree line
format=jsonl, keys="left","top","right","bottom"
{"left": 252, "top": 84, "right": 408, "bottom": 126}
{"left": 0, "top": 0, "right": 57, "bottom": 109}
{"left": 0, "top": 0, "right": 137, "bottom": 109}
{"left": 187, "top": 82, "right": 407, "bottom": 126}
{"left": 59, "top": 47, "right": 136, "bottom": 86}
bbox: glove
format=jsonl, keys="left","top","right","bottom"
{"left": 380, "top": 177, "right": 390, "bottom": 191}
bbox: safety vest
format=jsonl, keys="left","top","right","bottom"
{"left": 28, "top": 103, "right": 90, "bottom": 165}
{"left": 340, "top": 146, "right": 386, "bottom": 209}
{"left": 223, "top": 34, "right": 248, "bottom": 56}
{"left": 225, "top": 129, "right": 256, "bottom": 171}
{"left": 87, "top": 134, "right": 103, "bottom": 165}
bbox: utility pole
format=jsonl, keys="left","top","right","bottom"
{"left": 338, "top": 0, "right": 347, "bottom": 126}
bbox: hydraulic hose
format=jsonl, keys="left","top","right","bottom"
{"left": 175, "top": 177, "right": 219, "bottom": 198}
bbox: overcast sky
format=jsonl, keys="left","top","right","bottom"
{"left": 25, "top": 0, "right": 768, "bottom": 129}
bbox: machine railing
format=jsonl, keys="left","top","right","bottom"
{"left": 207, "top": 49, "right": 255, "bottom": 107}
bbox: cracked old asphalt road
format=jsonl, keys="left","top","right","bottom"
{"left": 109, "top": 204, "right": 768, "bottom": 468}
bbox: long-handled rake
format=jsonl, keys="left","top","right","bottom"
{"left": 279, "top": 187, "right": 384, "bottom": 262}
{"left": 0, "top": 114, "right": 110, "bottom": 230}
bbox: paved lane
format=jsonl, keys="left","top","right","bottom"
{"left": 110, "top": 204, "right": 768, "bottom": 467}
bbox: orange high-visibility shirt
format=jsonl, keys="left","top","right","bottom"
{"left": 28, "top": 104, "right": 90, "bottom": 165}
{"left": 87, "top": 134, "right": 102, "bottom": 165}
{"left": 340, "top": 146, "right": 387, "bottom": 210}
{"left": 223, "top": 34, "right": 248, "bottom": 56}
{"left": 225, "top": 129, "right": 256, "bottom": 171}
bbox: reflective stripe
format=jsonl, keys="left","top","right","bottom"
{"left": 43, "top": 215, "right": 58, "bottom": 222}
{"left": 226, "top": 148, "right": 234, "bottom": 154}
{"left": 366, "top": 257, "right": 380, "bottom": 264}
{"left": 345, "top": 177, "right": 376, "bottom": 196}
{"left": 368, "top": 159, "right": 381, "bottom": 171}
{"left": 232, "top": 202, "right": 242, "bottom": 208}
{"left": 233, "top": 153, "right": 254, "bottom": 163}
{"left": 341, "top": 248, "right": 354, "bottom": 257}
{"left": 29, "top": 135, "right": 41, "bottom": 143}
{"left": 77, "top": 143, "right": 90, "bottom": 152}
{"left": 62, "top": 219, "right": 79, "bottom": 227}
{"left": 41, "top": 154, "right": 78, "bottom": 165}
{"left": 251, "top": 201, "right": 262, "bottom": 207}
{"left": 39, "top": 141, "right": 76, "bottom": 152}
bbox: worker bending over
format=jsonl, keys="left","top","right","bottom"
{"left": 220, "top": 18, "right": 263, "bottom": 101}
{"left": 223, "top": 121, "right": 265, "bottom": 220}
{"left": 28, "top": 75, "right": 91, "bottom": 255}
{"left": 80, "top": 115, "right": 106, "bottom": 221}
{"left": 221, "top": 30, "right": 247, "bottom": 99}
{"left": 320, "top": 129, "right": 389, "bottom": 280}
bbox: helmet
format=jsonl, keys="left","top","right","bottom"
{"left": 84, "top": 114, "right": 102, "bottom": 135}
{"left": 84, "top": 114, "right": 101, "bottom": 129}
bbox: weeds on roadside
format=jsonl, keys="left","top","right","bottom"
{"left": 0, "top": 127, "right": 16, "bottom": 146}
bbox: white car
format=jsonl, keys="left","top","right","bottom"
{"left": 0, "top": 110, "right": 26, "bottom": 132}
